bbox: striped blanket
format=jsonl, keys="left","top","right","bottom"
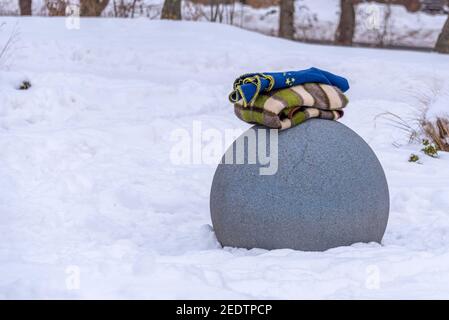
{"left": 234, "top": 83, "right": 348, "bottom": 130}
{"left": 229, "top": 68, "right": 349, "bottom": 108}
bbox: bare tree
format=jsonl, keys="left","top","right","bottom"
{"left": 113, "top": 0, "right": 139, "bottom": 18}
{"left": 80, "top": 0, "right": 110, "bottom": 16}
{"left": 335, "top": 0, "right": 355, "bottom": 45}
{"left": 279, "top": 0, "right": 294, "bottom": 39}
{"left": 335, "top": 0, "right": 421, "bottom": 45}
{"left": 19, "top": 0, "right": 32, "bottom": 15}
{"left": 378, "top": 3, "right": 392, "bottom": 47}
{"left": 46, "top": 0, "right": 66, "bottom": 16}
{"left": 112, "top": 0, "right": 161, "bottom": 18}
{"left": 204, "top": 0, "right": 237, "bottom": 23}
{"left": 435, "top": 14, "right": 449, "bottom": 53}
{"left": 209, "top": 0, "right": 225, "bottom": 22}
{"left": 161, "top": 0, "right": 182, "bottom": 20}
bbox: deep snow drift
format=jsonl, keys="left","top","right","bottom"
{"left": 0, "top": 17, "right": 449, "bottom": 299}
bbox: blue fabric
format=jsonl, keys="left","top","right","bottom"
{"left": 229, "top": 67, "right": 350, "bottom": 107}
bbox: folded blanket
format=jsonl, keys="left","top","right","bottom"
{"left": 229, "top": 67, "right": 349, "bottom": 107}
{"left": 234, "top": 83, "right": 348, "bottom": 130}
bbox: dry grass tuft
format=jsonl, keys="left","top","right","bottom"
{"left": 421, "top": 117, "right": 449, "bottom": 152}
{"left": 375, "top": 81, "right": 449, "bottom": 153}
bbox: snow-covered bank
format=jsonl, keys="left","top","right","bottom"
{"left": 0, "top": 17, "right": 449, "bottom": 299}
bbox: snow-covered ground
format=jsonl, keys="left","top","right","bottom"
{"left": 0, "top": 17, "right": 449, "bottom": 299}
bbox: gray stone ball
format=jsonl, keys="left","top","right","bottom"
{"left": 210, "top": 119, "right": 389, "bottom": 252}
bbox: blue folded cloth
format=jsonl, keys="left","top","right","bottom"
{"left": 229, "top": 67, "right": 350, "bottom": 107}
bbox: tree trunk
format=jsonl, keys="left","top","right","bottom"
{"left": 46, "top": 0, "right": 66, "bottom": 16}
{"left": 19, "top": 0, "right": 32, "bottom": 15}
{"left": 336, "top": 0, "right": 355, "bottom": 45}
{"left": 161, "top": 0, "right": 182, "bottom": 20}
{"left": 279, "top": 0, "right": 294, "bottom": 39}
{"left": 435, "top": 15, "right": 449, "bottom": 53}
{"left": 335, "top": 0, "right": 421, "bottom": 46}
{"left": 80, "top": 0, "right": 110, "bottom": 16}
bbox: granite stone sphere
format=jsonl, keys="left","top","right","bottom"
{"left": 210, "top": 119, "right": 389, "bottom": 252}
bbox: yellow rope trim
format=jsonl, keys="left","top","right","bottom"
{"left": 229, "top": 73, "right": 275, "bottom": 108}
{"left": 260, "top": 74, "right": 275, "bottom": 91}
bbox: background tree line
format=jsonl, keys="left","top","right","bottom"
{"left": 17, "top": 0, "right": 449, "bottom": 53}
{"left": 19, "top": 0, "right": 109, "bottom": 16}
{"left": 276, "top": 0, "right": 449, "bottom": 53}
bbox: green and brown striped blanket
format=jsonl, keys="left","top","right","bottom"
{"left": 234, "top": 83, "right": 349, "bottom": 130}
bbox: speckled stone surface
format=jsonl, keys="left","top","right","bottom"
{"left": 210, "top": 119, "right": 389, "bottom": 251}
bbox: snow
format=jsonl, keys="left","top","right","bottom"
{"left": 1, "top": 17, "right": 449, "bottom": 299}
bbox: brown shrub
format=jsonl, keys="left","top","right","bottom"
{"left": 421, "top": 117, "right": 449, "bottom": 152}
